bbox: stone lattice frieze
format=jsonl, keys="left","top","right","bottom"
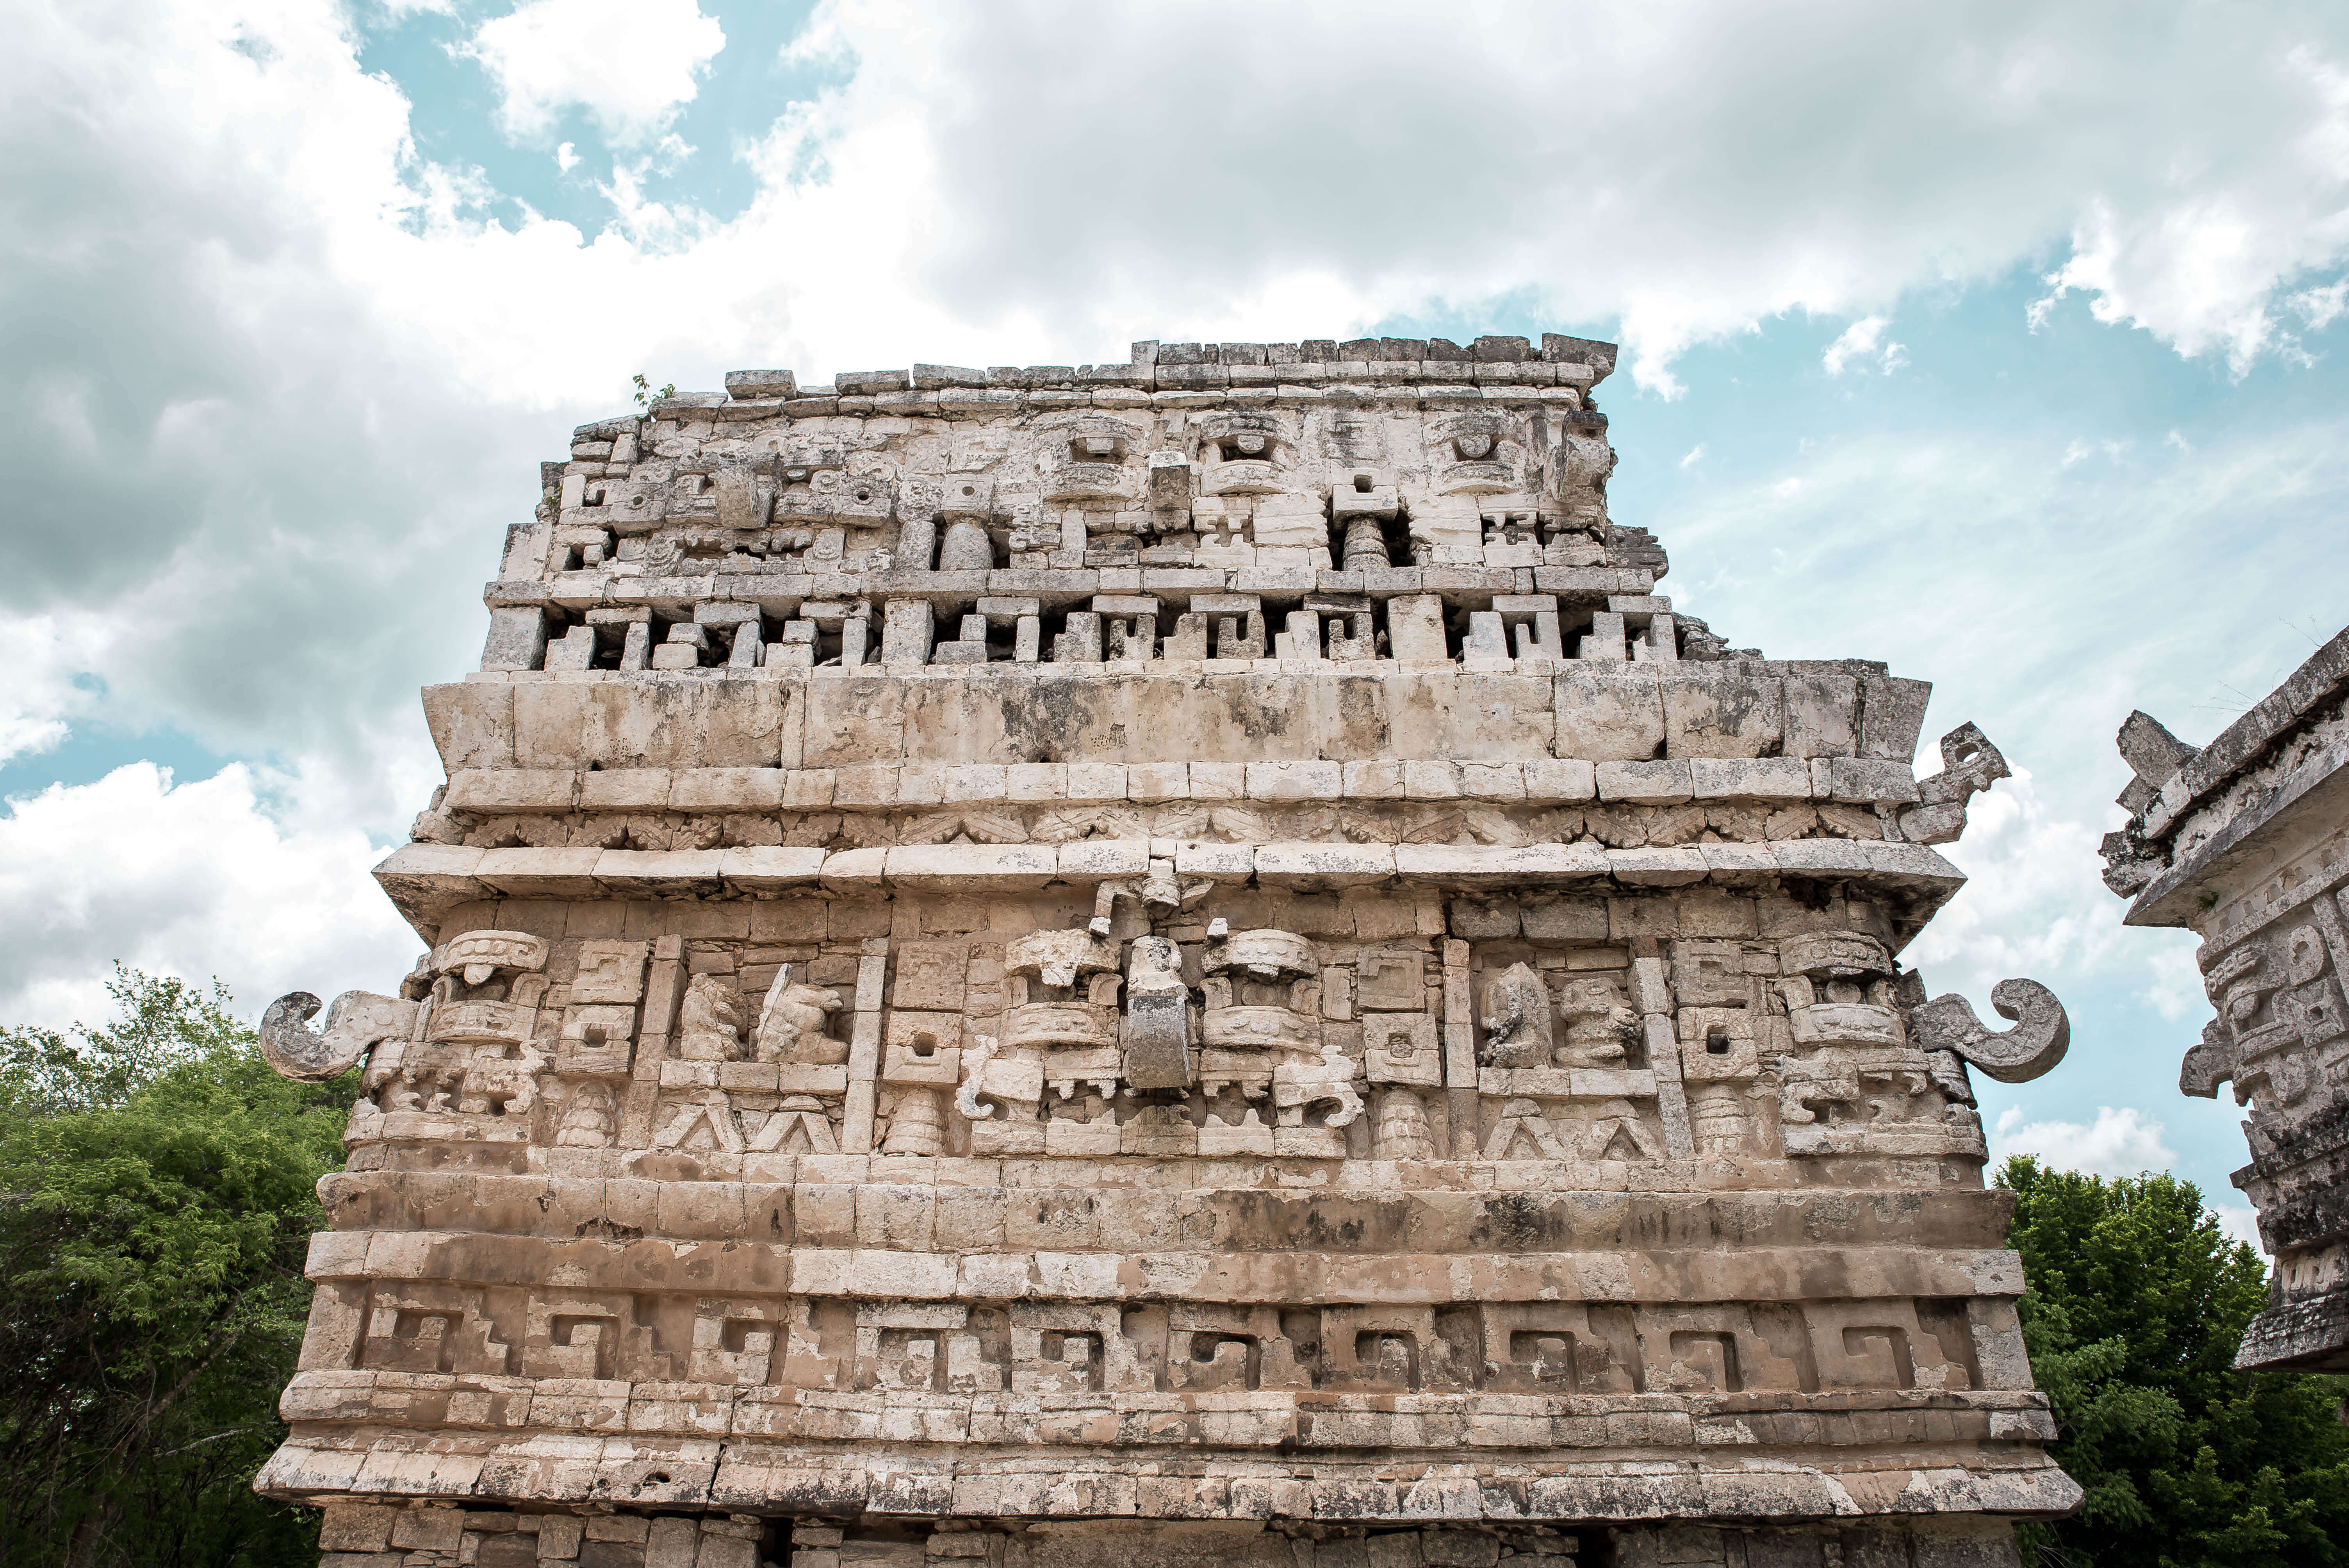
{"left": 256, "top": 333, "right": 2075, "bottom": 1567}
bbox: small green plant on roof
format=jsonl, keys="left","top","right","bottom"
{"left": 631, "top": 372, "right": 676, "bottom": 411}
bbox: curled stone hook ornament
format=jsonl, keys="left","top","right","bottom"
{"left": 258, "top": 990, "right": 418, "bottom": 1082}
{"left": 1908, "top": 978, "right": 2071, "bottom": 1083}
{"left": 2180, "top": 1018, "right": 2235, "bottom": 1100}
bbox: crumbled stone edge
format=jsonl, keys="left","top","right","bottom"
{"left": 2110, "top": 625, "right": 2349, "bottom": 922}
{"left": 258, "top": 1439, "right": 2082, "bottom": 1523}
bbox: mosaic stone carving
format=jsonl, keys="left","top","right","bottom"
{"left": 257, "top": 334, "right": 2074, "bottom": 1567}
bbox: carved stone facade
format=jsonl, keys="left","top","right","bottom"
{"left": 2101, "top": 625, "right": 2349, "bottom": 1371}
{"left": 257, "top": 336, "right": 2073, "bottom": 1566}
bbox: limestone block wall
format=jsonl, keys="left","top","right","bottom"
{"left": 257, "top": 336, "right": 2073, "bottom": 1568}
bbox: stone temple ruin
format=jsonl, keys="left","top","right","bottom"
{"left": 254, "top": 335, "right": 2078, "bottom": 1568}
{"left": 2101, "top": 625, "right": 2349, "bottom": 1372}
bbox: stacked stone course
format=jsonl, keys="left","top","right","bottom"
{"left": 256, "top": 334, "right": 2075, "bottom": 1566}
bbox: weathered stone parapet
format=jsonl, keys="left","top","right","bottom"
{"left": 2099, "top": 623, "right": 2349, "bottom": 1372}
{"left": 253, "top": 331, "right": 2071, "bottom": 1560}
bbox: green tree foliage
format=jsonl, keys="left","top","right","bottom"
{"left": 2001, "top": 1155, "right": 2349, "bottom": 1567}
{"left": 0, "top": 968, "right": 356, "bottom": 1568}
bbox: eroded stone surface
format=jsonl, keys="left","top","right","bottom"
{"left": 2101, "top": 624, "right": 2349, "bottom": 1371}
{"left": 259, "top": 339, "right": 2069, "bottom": 1566}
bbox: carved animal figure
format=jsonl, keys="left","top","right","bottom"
{"left": 1557, "top": 976, "right": 1637, "bottom": 1067}
{"left": 1479, "top": 962, "right": 1554, "bottom": 1069}
{"left": 677, "top": 973, "right": 749, "bottom": 1062}
{"left": 754, "top": 970, "right": 846, "bottom": 1064}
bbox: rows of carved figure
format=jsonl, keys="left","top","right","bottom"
{"left": 521, "top": 340, "right": 1640, "bottom": 685}
{"left": 519, "top": 482, "right": 1657, "bottom": 586}
{"left": 2182, "top": 866, "right": 2349, "bottom": 1368}
{"left": 538, "top": 400, "right": 1623, "bottom": 570}
{"left": 265, "top": 881, "right": 2066, "bottom": 1174}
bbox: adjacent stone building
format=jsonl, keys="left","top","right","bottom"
{"left": 2100, "top": 626, "right": 2349, "bottom": 1371}
{"left": 254, "top": 335, "right": 2077, "bottom": 1568}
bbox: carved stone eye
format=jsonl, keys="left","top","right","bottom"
{"left": 1456, "top": 432, "right": 1495, "bottom": 460}
{"left": 1081, "top": 436, "right": 1118, "bottom": 459}
{"left": 1233, "top": 433, "right": 1267, "bottom": 457}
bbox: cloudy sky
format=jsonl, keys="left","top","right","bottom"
{"left": 10, "top": 0, "right": 2349, "bottom": 1237}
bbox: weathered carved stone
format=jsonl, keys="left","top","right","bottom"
{"left": 258, "top": 990, "right": 416, "bottom": 1080}
{"left": 1120, "top": 935, "right": 1192, "bottom": 1089}
{"left": 752, "top": 969, "right": 845, "bottom": 1063}
{"left": 1898, "top": 722, "right": 2011, "bottom": 845}
{"left": 1911, "top": 978, "right": 2072, "bottom": 1083}
{"left": 1479, "top": 961, "right": 1555, "bottom": 1067}
{"left": 2104, "top": 625, "right": 2349, "bottom": 1371}
{"left": 254, "top": 335, "right": 2075, "bottom": 1566}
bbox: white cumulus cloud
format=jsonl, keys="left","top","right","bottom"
{"left": 1906, "top": 770, "right": 2127, "bottom": 1001}
{"left": 2061, "top": 437, "right": 2131, "bottom": 468}
{"left": 1823, "top": 315, "right": 1906, "bottom": 374}
{"left": 1992, "top": 1103, "right": 2176, "bottom": 1178}
{"left": 2213, "top": 1204, "right": 2263, "bottom": 1251}
{"left": 462, "top": 0, "right": 724, "bottom": 146}
{"left": 2034, "top": 44, "right": 2349, "bottom": 375}
{"left": 12, "top": 0, "right": 2349, "bottom": 1055}
{"left": 1993, "top": 1107, "right": 2264, "bottom": 1251}
{"left": 0, "top": 764, "right": 419, "bottom": 1032}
